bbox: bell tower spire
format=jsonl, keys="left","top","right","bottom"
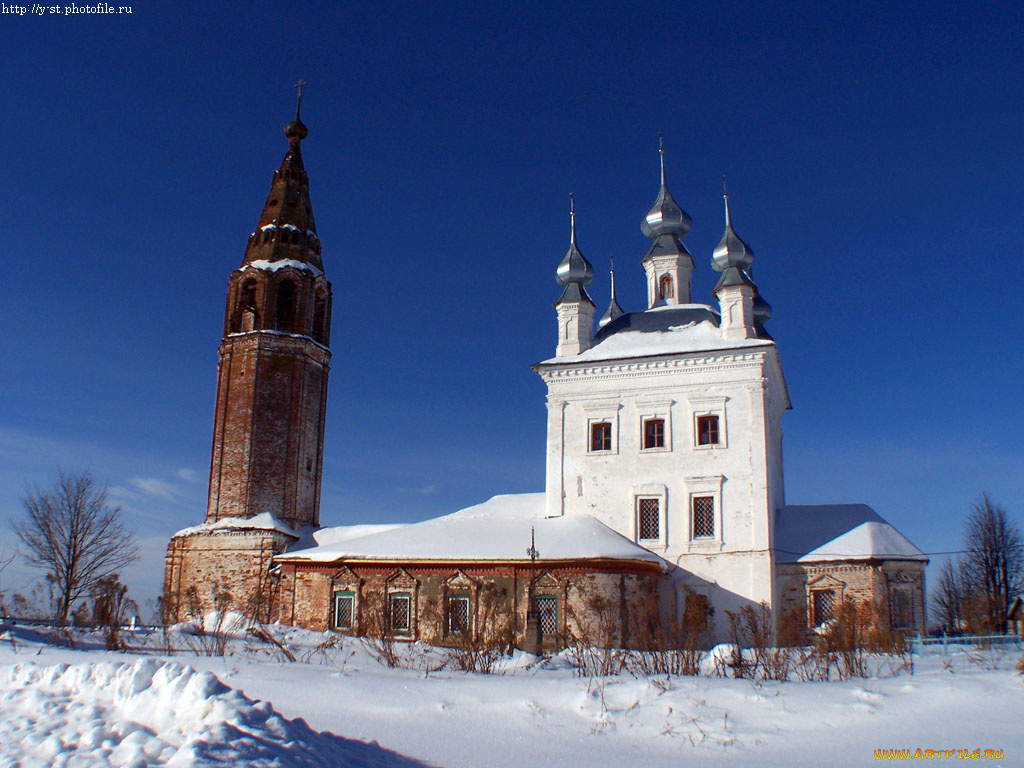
{"left": 206, "top": 94, "right": 333, "bottom": 530}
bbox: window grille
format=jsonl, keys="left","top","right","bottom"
{"left": 389, "top": 593, "right": 411, "bottom": 633}
{"left": 638, "top": 498, "right": 660, "bottom": 540}
{"left": 643, "top": 418, "right": 665, "bottom": 449}
{"left": 697, "top": 415, "right": 720, "bottom": 445}
{"left": 813, "top": 589, "right": 837, "bottom": 626}
{"left": 590, "top": 422, "right": 612, "bottom": 452}
{"left": 333, "top": 593, "right": 354, "bottom": 630}
{"left": 692, "top": 496, "right": 715, "bottom": 538}
{"left": 447, "top": 596, "right": 470, "bottom": 636}
{"left": 891, "top": 588, "right": 912, "bottom": 629}
{"left": 536, "top": 596, "right": 557, "bottom": 637}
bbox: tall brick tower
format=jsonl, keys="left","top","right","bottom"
{"left": 206, "top": 105, "right": 332, "bottom": 530}
{"left": 164, "top": 98, "right": 332, "bottom": 621}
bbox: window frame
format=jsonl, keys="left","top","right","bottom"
{"left": 696, "top": 414, "right": 720, "bottom": 447}
{"left": 332, "top": 590, "right": 355, "bottom": 631}
{"left": 811, "top": 588, "right": 837, "bottom": 628}
{"left": 446, "top": 594, "right": 471, "bottom": 637}
{"left": 535, "top": 595, "right": 558, "bottom": 637}
{"left": 691, "top": 495, "right": 715, "bottom": 539}
{"left": 388, "top": 591, "right": 413, "bottom": 635}
{"left": 683, "top": 475, "right": 724, "bottom": 547}
{"left": 642, "top": 417, "right": 666, "bottom": 451}
{"left": 589, "top": 421, "right": 613, "bottom": 453}
{"left": 890, "top": 586, "right": 913, "bottom": 630}
{"left": 689, "top": 396, "right": 728, "bottom": 451}
{"left": 636, "top": 497, "right": 661, "bottom": 541}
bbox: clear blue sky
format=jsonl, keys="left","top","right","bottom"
{"left": 1, "top": 1, "right": 1021, "bottom": 611}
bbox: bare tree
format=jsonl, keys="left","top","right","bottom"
{"left": 930, "top": 557, "right": 967, "bottom": 634}
{"left": 962, "top": 495, "right": 1023, "bottom": 633}
{"left": 11, "top": 471, "right": 138, "bottom": 624}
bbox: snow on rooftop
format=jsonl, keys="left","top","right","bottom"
{"left": 774, "top": 504, "right": 927, "bottom": 562}
{"left": 540, "top": 304, "right": 770, "bottom": 365}
{"left": 240, "top": 259, "right": 323, "bottom": 277}
{"left": 278, "top": 493, "right": 666, "bottom": 566}
{"left": 173, "top": 511, "right": 299, "bottom": 539}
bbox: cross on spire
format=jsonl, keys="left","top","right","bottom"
{"left": 294, "top": 79, "right": 307, "bottom": 120}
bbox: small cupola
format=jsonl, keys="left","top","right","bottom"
{"left": 641, "top": 136, "right": 694, "bottom": 307}
{"left": 553, "top": 195, "right": 596, "bottom": 357}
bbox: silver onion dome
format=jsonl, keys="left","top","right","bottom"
{"left": 556, "top": 195, "right": 594, "bottom": 287}
{"left": 641, "top": 138, "right": 692, "bottom": 240}
{"left": 711, "top": 186, "right": 754, "bottom": 272}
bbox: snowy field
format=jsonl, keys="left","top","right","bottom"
{"left": 0, "top": 624, "right": 1019, "bottom": 767}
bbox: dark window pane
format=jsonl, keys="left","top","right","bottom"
{"left": 590, "top": 422, "right": 612, "bottom": 451}
{"left": 537, "top": 596, "right": 557, "bottom": 636}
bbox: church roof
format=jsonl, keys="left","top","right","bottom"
{"left": 537, "top": 304, "right": 773, "bottom": 365}
{"left": 277, "top": 493, "right": 667, "bottom": 567}
{"left": 774, "top": 504, "right": 927, "bottom": 563}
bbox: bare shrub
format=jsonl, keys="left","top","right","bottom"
{"left": 443, "top": 584, "right": 515, "bottom": 674}
{"left": 91, "top": 574, "right": 138, "bottom": 651}
{"left": 564, "top": 593, "right": 626, "bottom": 679}
{"left": 628, "top": 587, "right": 710, "bottom": 677}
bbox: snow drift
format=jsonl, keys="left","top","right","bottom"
{"left": 0, "top": 658, "right": 430, "bottom": 767}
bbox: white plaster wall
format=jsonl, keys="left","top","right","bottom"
{"left": 538, "top": 345, "right": 788, "bottom": 636}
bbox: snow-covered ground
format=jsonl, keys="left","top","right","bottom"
{"left": 0, "top": 625, "right": 1019, "bottom": 767}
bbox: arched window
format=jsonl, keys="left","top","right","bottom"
{"left": 313, "top": 293, "right": 327, "bottom": 343}
{"left": 231, "top": 280, "right": 259, "bottom": 332}
{"left": 659, "top": 274, "right": 675, "bottom": 301}
{"left": 276, "top": 281, "right": 296, "bottom": 332}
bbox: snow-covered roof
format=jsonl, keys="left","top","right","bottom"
{"left": 173, "top": 512, "right": 299, "bottom": 539}
{"left": 538, "top": 304, "right": 771, "bottom": 365}
{"left": 277, "top": 493, "right": 667, "bottom": 567}
{"left": 774, "top": 504, "right": 927, "bottom": 563}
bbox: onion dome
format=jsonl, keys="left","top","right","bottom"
{"left": 712, "top": 183, "right": 754, "bottom": 272}
{"left": 555, "top": 194, "right": 595, "bottom": 305}
{"left": 598, "top": 256, "right": 624, "bottom": 329}
{"left": 641, "top": 136, "right": 692, "bottom": 240}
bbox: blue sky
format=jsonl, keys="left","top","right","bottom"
{"left": 1, "top": 1, "right": 1021, "bottom": 610}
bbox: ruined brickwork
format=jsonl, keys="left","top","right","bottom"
{"left": 777, "top": 560, "right": 926, "bottom": 635}
{"left": 275, "top": 559, "right": 662, "bottom": 651}
{"left": 164, "top": 528, "right": 295, "bottom": 624}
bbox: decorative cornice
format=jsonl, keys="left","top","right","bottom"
{"left": 536, "top": 351, "right": 769, "bottom": 383}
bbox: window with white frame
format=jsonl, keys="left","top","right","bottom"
{"left": 333, "top": 591, "right": 354, "bottom": 630}
{"left": 389, "top": 592, "right": 412, "bottom": 634}
{"left": 692, "top": 496, "right": 715, "bottom": 538}
{"left": 637, "top": 497, "right": 660, "bottom": 540}
{"left": 447, "top": 595, "right": 470, "bottom": 636}
{"left": 689, "top": 397, "right": 728, "bottom": 449}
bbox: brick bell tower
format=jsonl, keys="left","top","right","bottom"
{"left": 206, "top": 100, "right": 332, "bottom": 530}
{"left": 164, "top": 92, "right": 332, "bottom": 622}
